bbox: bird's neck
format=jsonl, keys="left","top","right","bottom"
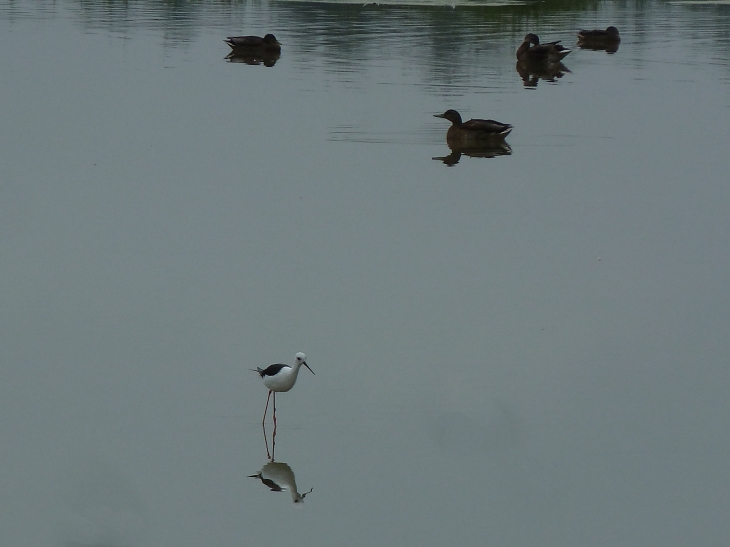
{"left": 516, "top": 40, "right": 531, "bottom": 58}
{"left": 446, "top": 115, "right": 463, "bottom": 127}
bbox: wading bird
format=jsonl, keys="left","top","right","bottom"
{"left": 254, "top": 352, "right": 314, "bottom": 426}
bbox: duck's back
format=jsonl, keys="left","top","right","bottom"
{"left": 447, "top": 119, "right": 512, "bottom": 144}
{"left": 578, "top": 27, "right": 620, "bottom": 42}
{"left": 462, "top": 118, "right": 511, "bottom": 133}
{"left": 226, "top": 35, "right": 265, "bottom": 47}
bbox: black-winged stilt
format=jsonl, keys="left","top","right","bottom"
{"left": 254, "top": 352, "right": 314, "bottom": 426}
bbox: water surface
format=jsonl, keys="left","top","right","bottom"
{"left": 1, "top": 1, "right": 729, "bottom": 545}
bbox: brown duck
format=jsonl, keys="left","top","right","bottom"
{"left": 516, "top": 33, "right": 571, "bottom": 63}
{"left": 434, "top": 110, "right": 512, "bottom": 146}
{"left": 577, "top": 26, "right": 621, "bottom": 52}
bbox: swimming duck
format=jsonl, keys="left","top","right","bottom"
{"left": 516, "top": 33, "right": 571, "bottom": 63}
{"left": 434, "top": 110, "right": 512, "bottom": 145}
{"left": 516, "top": 34, "right": 548, "bottom": 63}
{"left": 577, "top": 26, "right": 620, "bottom": 46}
{"left": 577, "top": 26, "right": 621, "bottom": 52}
{"left": 525, "top": 33, "right": 572, "bottom": 63}
{"left": 224, "top": 33, "right": 281, "bottom": 53}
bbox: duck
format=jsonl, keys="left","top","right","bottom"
{"left": 577, "top": 26, "right": 621, "bottom": 52}
{"left": 529, "top": 34, "right": 572, "bottom": 61}
{"left": 516, "top": 33, "right": 571, "bottom": 63}
{"left": 577, "top": 26, "right": 621, "bottom": 46}
{"left": 224, "top": 33, "right": 281, "bottom": 53}
{"left": 434, "top": 110, "right": 512, "bottom": 146}
{"left": 516, "top": 34, "right": 548, "bottom": 63}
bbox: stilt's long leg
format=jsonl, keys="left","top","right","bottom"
{"left": 271, "top": 414, "right": 276, "bottom": 461}
{"left": 273, "top": 392, "right": 277, "bottom": 429}
{"left": 262, "top": 390, "right": 272, "bottom": 425}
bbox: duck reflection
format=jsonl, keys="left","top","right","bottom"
{"left": 249, "top": 461, "right": 313, "bottom": 505}
{"left": 515, "top": 60, "right": 570, "bottom": 88}
{"left": 577, "top": 42, "right": 620, "bottom": 54}
{"left": 433, "top": 142, "right": 512, "bottom": 166}
{"left": 225, "top": 51, "right": 280, "bottom": 67}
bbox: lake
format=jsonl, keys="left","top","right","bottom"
{"left": 1, "top": 0, "right": 729, "bottom": 545}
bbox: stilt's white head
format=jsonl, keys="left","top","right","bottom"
{"left": 295, "top": 352, "right": 314, "bottom": 374}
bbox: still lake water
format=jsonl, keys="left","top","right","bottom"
{"left": 2, "top": 0, "right": 730, "bottom": 545}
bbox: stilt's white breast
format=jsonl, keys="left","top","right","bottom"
{"left": 263, "top": 366, "right": 299, "bottom": 392}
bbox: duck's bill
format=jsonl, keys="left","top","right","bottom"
{"left": 433, "top": 113, "right": 446, "bottom": 118}
{"left": 304, "top": 362, "right": 314, "bottom": 374}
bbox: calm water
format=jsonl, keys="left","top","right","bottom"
{"left": 2, "top": 0, "right": 730, "bottom": 545}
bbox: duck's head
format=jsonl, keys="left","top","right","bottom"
{"left": 263, "top": 33, "right": 281, "bottom": 46}
{"left": 295, "top": 352, "right": 314, "bottom": 374}
{"left": 434, "top": 109, "right": 463, "bottom": 125}
{"left": 525, "top": 33, "right": 541, "bottom": 45}
{"left": 606, "top": 26, "right": 620, "bottom": 37}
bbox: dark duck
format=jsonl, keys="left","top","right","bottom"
{"left": 434, "top": 110, "right": 512, "bottom": 146}
{"left": 224, "top": 33, "right": 282, "bottom": 53}
{"left": 577, "top": 26, "right": 621, "bottom": 52}
{"left": 516, "top": 33, "right": 571, "bottom": 63}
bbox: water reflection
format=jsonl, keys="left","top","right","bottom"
{"left": 433, "top": 142, "right": 512, "bottom": 166}
{"left": 249, "top": 461, "right": 313, "bottom": 505}
{"left": 262, "top": 421, "right": 277, "bottom": 461}
{"left": 253, "top": 420, "right": 313, "bottom": 506}
{"left": 225, "top": 50, "right": 280, "bottom": 67}
{"left": 0, "top": 0, "right": 639, "bottom": 87}
{"left": 9, "top": 0, "right": 727, "bottom": 98}
{"left": 577, "top": 42, "right": 620, "bottom": 54}
{"left": 515, "top": 60, "right": 571, "bottom": 88}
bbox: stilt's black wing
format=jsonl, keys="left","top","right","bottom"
{"left": 257, "top": 363, "right": 289, "bottom": 377}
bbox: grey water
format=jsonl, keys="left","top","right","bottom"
{"left": 1, "top": 0, "right": 730, "bottom": 545}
